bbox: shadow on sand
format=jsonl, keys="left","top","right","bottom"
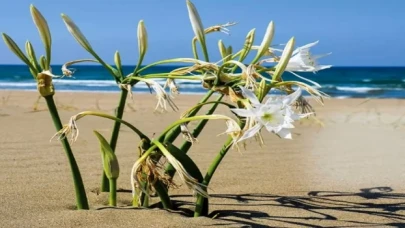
{"left": 170, "top": 186, "right": 405, "bottom": 227}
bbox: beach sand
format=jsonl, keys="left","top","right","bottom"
{"left": 1, "top": 90, "right": 405, "bottom": 227}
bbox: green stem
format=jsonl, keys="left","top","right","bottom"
{"left": 154, "top": 180, "right": 172, "bottom": 209}
{"left": 163, "top": 90, "right": 214, "bottom": 143}
{"left": 101, "top": 89, "right": 128, "bottom": 192}
{"left": 194, "top": 136, "right": 234, "bottom": 215}
{"left": 44, "top": 95, "right": 89, "bottom": 210}
{"left": 109, "top": 178, "right": 117, "bottom": 206}
{"left": 165, "top": 95, "right": 225, "bottom": 178}
{"left": 141, "top": 184, "right": 149, "bottom": 207}
{"left": 203, "top": 136, "right": 234, "bottom": 185}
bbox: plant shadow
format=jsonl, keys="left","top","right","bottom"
{"left": 172, "top": 187, "right": 405, "bottom": 227}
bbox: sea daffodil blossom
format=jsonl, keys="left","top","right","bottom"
{"left": 286, "top": 41, "right": 331, "bottom": 87}
{"left": 286, "top": 40, "right": 332, "bottom": 73}
{"left": 231, "top": 87, "right": 311, "bottom": 141}
{"left": 263, "top": 41, "right": 331, "bottom": 87}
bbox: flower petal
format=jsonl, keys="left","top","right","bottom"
{"left": 292, "top": 40, "right": 319, "bottom": 55}
{"left": 283, "top": 87, "right": 302, "bottom": 106}
{"left": 239, "top": 86, "right": 260, "bottom": 106}
{"left": 237, "top": 123, "right": 262, "bottom": 143}
{"left": 231, "top": 108, "right": 255, "bottom": 117}
{"left": 276, "top": 128, "right": 292, "bottom": 139}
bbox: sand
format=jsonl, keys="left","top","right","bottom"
{"left": 1, "top": 90, "right": 405, "bottom": 227}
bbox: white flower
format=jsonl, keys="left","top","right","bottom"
{"left": 286, "top": 41, "right": 332, "bottom": 73}
{"left": 285, "top": 41, "right": 331, "bottom": 87}
{"left": 263, "top": 41, "right": 331, "bottom": 88}
{"left": 231, "top": 87, "right": 311, "bottom": 141}
{"left": 143, "top": 79, "right": 179, "bottom": 112}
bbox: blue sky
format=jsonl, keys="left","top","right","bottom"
{"left": 0, "top": 0, "right": 404, "bottom": 66}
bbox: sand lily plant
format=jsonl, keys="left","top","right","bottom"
{"left": 2, "top": 5, "right": 89, "bottom": 210}
{"left": 3, "top": 0, "right": 331, "bottom": 217}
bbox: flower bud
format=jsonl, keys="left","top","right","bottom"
{"left": 30, "top": 5, "right": 52, "bottom": 70}
{"left": 37, "top": 70, "right": 55, "bottom": 97}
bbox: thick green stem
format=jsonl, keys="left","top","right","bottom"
{"left": 44, "top": 95, "right": 89, "bottom": 210}
{"left": 194, "top": 137, "right": 234, "bottom": 216}
{"left": 109, "top": 178, "right": 117, "bottom": 206}
{"left": 202, "top": 137, "right": 233, "bottom": 186}
{"left": 101, "top": 89, "right": 128, "bottom": 192}
{"left": 154, "top": 180, "right": 172, "bottom": 209}
{"left": 194, "top": 137, "right": 233, "bottom": 217}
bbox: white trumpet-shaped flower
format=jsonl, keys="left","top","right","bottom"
{"left": 286, "top": 41, "right": 332, "bottom": 73}
{"left": 263, "top": 41, "right": 331, "bottom": 88}
{"left": 285, "top": 41, "right": 332, "bottom": 87}
{"left": 143, "top": 79, "right": 179, "bottom": 112}
{"left": 231, "top": 87, "right": 312, "bottom": 141}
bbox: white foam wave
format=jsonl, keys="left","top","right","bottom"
{"left": 335, "top": 87, "right": 382, "bottom": 93}
{"left": 0, "top": 80, "right": 204, "bottom": 90}
{"left": 0, "top": 82, "right": 36, "bottom": 87}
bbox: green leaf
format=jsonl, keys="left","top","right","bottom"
{"left": 30, "top": 5, "right": 52, "bottom": 70}
{"left": 164, "top": 142, "right": 208, "bottom": 216}
{"left": 93, "top": 130, "right": 120, "bottom": 179}
{"left": 165, "top": 142, "right": 203, "bottom": 182}
{"left": 2, "top": 33, "right": 37, "bottom": 77}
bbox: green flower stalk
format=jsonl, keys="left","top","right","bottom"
{"left": 93, "top": 131, "right": 120, "bottom": 207}
{"left": 60, "top": 14, "right": 151, "bottom": 192}
{"left": 2, "top": 5, "right": 89, "bottom": 210}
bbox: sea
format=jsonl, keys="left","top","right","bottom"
{"left": 0, "top": 65, "right": 405, "bottom": 99}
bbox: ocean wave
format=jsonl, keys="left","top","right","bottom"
{"left": 335, "top": 86, "right": 383, "bottom": 93}
{"left": 0, "top": 82, "right": 36, "bottom": 87}
{"left": 0, "top": 79, "right": 202, "bottom": 88}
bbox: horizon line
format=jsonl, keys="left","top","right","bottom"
{"left": 0, "top": 64, "right": 404, "bottom": 68}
